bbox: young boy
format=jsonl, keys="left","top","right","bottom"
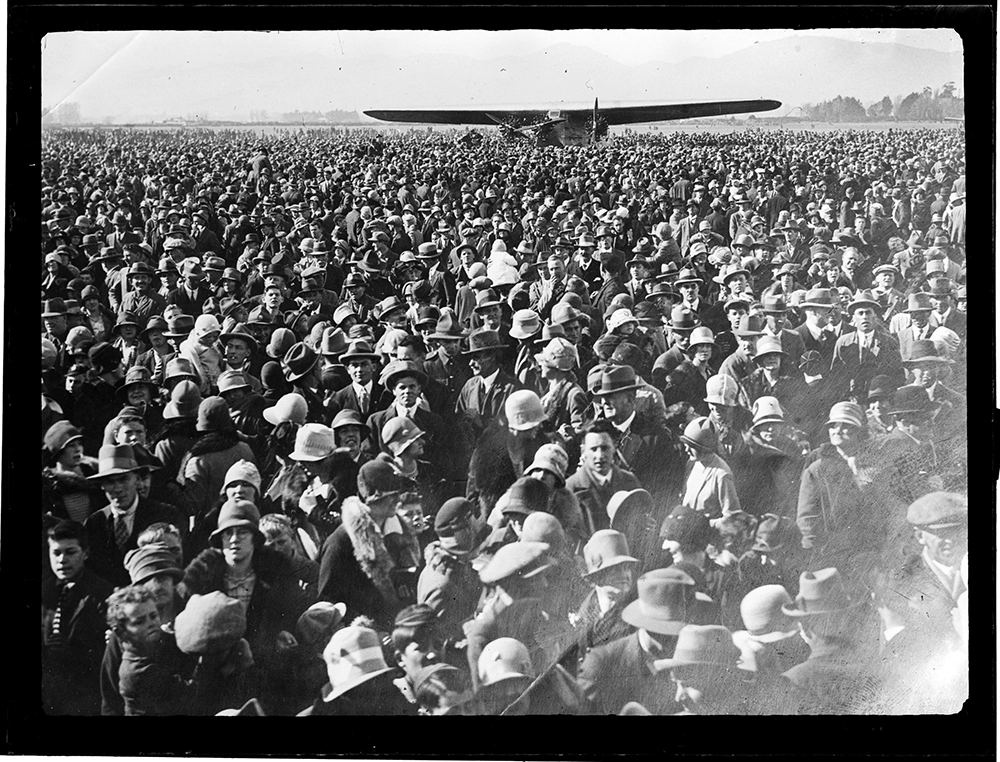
{"left": 42, "top": 520, "right": 115, "bottom": 715}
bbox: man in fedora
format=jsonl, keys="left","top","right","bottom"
{"left": 578, "top": 567, "right": 697, "bottom": 715}
{"left": 119, "top": 261, "right": 166, "bottom": 323}
{"left": 903, "top": 339, "right": 965, "bottom": 431}
{"left": 593, "top": 364, "right": 679, "bottom": 500}
{"left": 830, "top": 290, "right": 905, "bottom": 403}
{"left": 419, "top": 241, "right": 456, "bottom": 308}
{"left": 276, "top": 341, "right": 325, "bottom": 425}
{"left": 166, "top": 259, "right": 213, "bottom": 316}
{"left": 423, "top": 311, "right": 472, "bottom": 405}
{"left": 792, "top": 287, "right": 840, "bottom": 364}
{"left": 325, "top": 339, "right": 386, "bottom": 425}
{"left": 455, "top": 328, "right": 524, "bottom": 441}
{"left": 780, "top": 567, "right": 883, "bottom": 714}
{"left": 927, "top": 277, "right": 966, "bottom": 341}
{"left": 893, "top": 292, "right": 937, "bottom": 361}
{"left": 83, "top": 444, "right": 185, "bottom": 588}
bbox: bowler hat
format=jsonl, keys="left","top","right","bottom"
{"left": 621, "top": 568, "right": 695, "bottom": 635}
{"left": 906, "top": 492, "right": 967, "bottom": 529}
{"left": 124, "top": 543, "right": 183, "bottom": 585}
{"left": 782, "top": 568, "right": 861, "bottom": 618}
{"left": 479, "top": 541, "right": 552, "bottom": 585}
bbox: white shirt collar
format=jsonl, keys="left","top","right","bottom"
{"left": 614, "top": 410, "right": 637, "bottom": 433}
{"left": 353, "top": 380, "right": 372, "bottom": 396}
{"left": 111, "top": 493, "right": 139, "bottom": 519}
{"left": 480, "top": 368, "right": 500, "bottom": 392}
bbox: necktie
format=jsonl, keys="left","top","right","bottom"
{"left": 358, "top": 387, "right": 369, "bottom": 415}
{"left": 115, "top": 512, "right": 130, "bottom": 551}
{"left": 48, "top": 584, "right": 71, "bottom": 647}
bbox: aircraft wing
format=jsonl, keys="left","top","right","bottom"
{"left": 597, "top": 99, "right": 782, "bottom": 125}
{"left": 363, "top": 109, "right": 545, "bottom": 126}
{"left": 365, "top": 99, "right": 781, "bottom": 127}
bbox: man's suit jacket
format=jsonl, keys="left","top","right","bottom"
{"left": 793, "top": 322, "right": 837, "bottom": 366}
{"left": 455, "top": 370, "right": 524, "bottom": 439}
{"left": 423, "top": 350, "right": 474, "bottom": 408}
{"left": 367, "top": 406, "right": 447, "bottom": 463}
{"left": 937, "top": 309, "right": 966, "bottom": 341}
{"left": 577, "top": 631, "right": 680, "bottom": 715}
{"left": 895, "top": 323, "right": 935, "bottom": 362}
{"left": 84, "top": 497, "right": 185, "bottom": 588}
{"left": 829, "top": 329, "right": 905, "bottom": 401}
{"left": 326, "top": 381, "right": 388, "bottom": 425}
{"left": 165, "top": 285, "right": 214, "bottom": 316}
{"left": 565, "top": 465, "right": 642, "bottom": 535}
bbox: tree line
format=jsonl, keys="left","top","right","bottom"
{"left": 802, "top": 83, "right": 963, "bottom": 122}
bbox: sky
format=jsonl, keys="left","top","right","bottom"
{"left": 42, "top": 28, "right": 963, "bottom": 118}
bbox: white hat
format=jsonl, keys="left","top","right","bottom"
{"left": 607, "top": 308, "right": 639, "bottom": 332}
{"left": 289, "top": 423, "right": 337, "bottom": 462}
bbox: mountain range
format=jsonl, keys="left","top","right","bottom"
{"left": 65, "top": 34, "right": 963, "bottom": 123}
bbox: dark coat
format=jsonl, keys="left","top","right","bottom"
{"left": 733, "top": 431, "right": 804, "bottom": 519}
{"left": 829, "top": 328, "right": 905, "bottom": 402}
{"left": 455, "top": 369, "right": 524, "bottom": 440}
{"left": 463, "top": 594, "right": 550, "bottom": 692}
{"left": 466, "top": 422, "right": 551, "bottom": 516}
{"left": 165, "top": 284, "right": 214, "bottom": 315}
{"left": 42, "top": 568, "right": 115, "bottom": 715}
{"left": 416, "top": 541, "right": 482, "bottom": 643}
{"left": 299, "top": 671, "right": 418, "bottom": 716}
{"left": 325, "top": 380, "right": 388, "bottom": 425}
{"left": 781, "top": 640, "right": 885, "bottom": 715}
{"left": 577, "top": 631, "right": 680, "bottom": 715}
{"left": 84, "top": 496, "right": 185, "bottom": 588}
{"left": 612, "top": 411, "right": 683, "bottom": 500}
{"left": 316, "top": 496, "right": 420, "bottom": 631}
{"left": 565, "top": 465, "right": 642, "bottom": 535}
{"left": 181, "top": 544, "right": 309, "bottom": 714}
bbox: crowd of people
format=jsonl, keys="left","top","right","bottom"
{"left": 40, "top": 123, "right": 968, "bottom": 716}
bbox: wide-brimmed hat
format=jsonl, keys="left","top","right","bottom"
{"left": 781, "top": 568, "right": 862, "bottom": 618}
{"left": 124, "top": 542, "right": 184, "bottom": 586}
{"left": 112, "top": 311, "right": 141, "bottom": 335}
{"left": 550, "top": 302, "right": 584, "bottom": 327}
{"left": 289, "top": 423, "right": 338, "bottom": 462}
{"left": 753, "top": 336, "right": 786, "bottom": 361}
{"left": 140, "top": 315, "right": 169, "bottom": 343}
{"left": 427, "top": 311, "right": 467, "bottom": 340}
{"left": 340, "top": 339, "right": 380, "bottom": 363}
{"left": 380, "top": 359, "right": 428, "bottom": 389}
{"left": 800, "top": 288, "right": 837, "bottom": 309}
{"left": 116, "top": 366, "right": 160, "bottom": 401}
{"left": 479, "top": 541, "right": 552, "bottom": 585}
{"left": 887, "top": 384, "right": 935, "bottom": 416}
{"left": 760, "top": 295, "right": 787, "bottom": 314}
{"left": 219, "top": 322, "right": 258, "bottom": 350}
{"left": 592, "top": 364, "right": 643, "bottom": 396}
{"left": 739, "top": 585, "right": 797, "bottom": 642}
{"left": 283, "top": 342, "right": 319, "bottom": 382}
{"left": 319, "top": 327, "right": 349, "bottom": 357}
{"left": 582, "top": 529, "right": 639, "bottom": 580}
{"left": 262, "top": 392, "right": 308, "bottom": 427}
{"left": 374, "top": 295, "right": 406, "bottom": 321}
{"left": 355, "top": 251, "right": 386, "bottom": 273}
{"left": 473, "top": 289, "right": 503, "bottom": 311}
{"left": 653, "top": 624, "right": 741, "bottom": 671}
{"left": 322, "top": 626, "right": 396, "bottom": 702}
{"left": 87, "top": 444, "right": 143, "bottom": 480}
{"left": 509, "top": 309, "right": 542, "bottom": 340}
{"left": 621, "top": 568, "right": 695, "bottom": 635}
{"left": 846, "top": 289, "right": 881, "bottom": 313}
{"left": 686, "top": 326, "right": 717, "bottom": 352}
{"left": 733, "top": 314, "right": 766, "bottom": 338}
{"left": 903, "top": 339, "right": 953, "bottom": 365}
{"left": 462, "top": 329, "right": 508, "bottom": 355}
{"left": 674, "top": 268, "right": 703, "bottom": 286}
{"left": 668, "top": 305, "right": 700, "bottom": 331}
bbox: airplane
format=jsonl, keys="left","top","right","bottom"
{"left": 364, "top": 97, "right": 781, "bottom": 147}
